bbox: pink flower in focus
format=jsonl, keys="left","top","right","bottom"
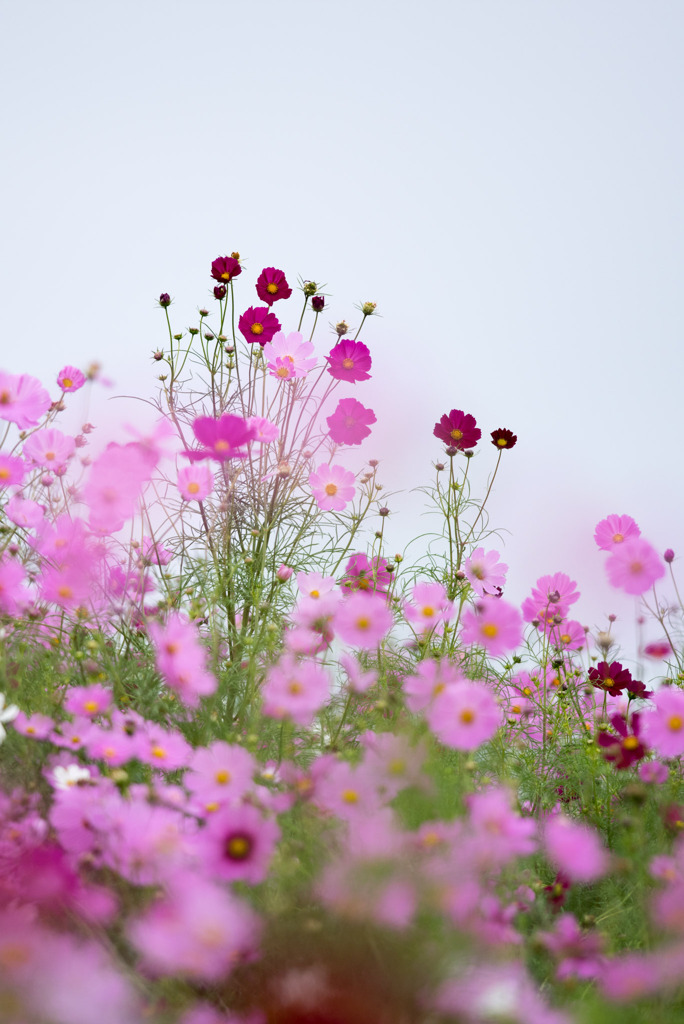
{"left": 0, "top": 371, "right": 51, "bottom": 428}
{"left": 326, "top": 398, "right": 377, "bottom": 446}
{"left": 262, "top": 655, "right": 331, "bottom": 725}
{"left": 605, "top": 537, "right": 665, "bottom": 595}
{"left": 263, "top": 332, "right": 317, "bottom": 379}
{"left": 186, "top": 741, "right": 256, "bottom": 804}
{"left": 544, "top": 814, "right": 608, "bottom": 882}
{"left": 211, "top": 255, "right": 241, "bottom": 283}
{"left": 426, "top": 681, "right": 502, "bottom": 750}
{"left": 325, "top": 339, "right": 372, "bottom": 383}
{"left": 594, "top": 513, "right": 641, "bottom": 551}
{"left": 238, "top": 305, "right": 281, "bottom": 345}
{"left": 23, "top": 428, "right": 75, "bottom": 469}
{"left": 460, "top": 596, "right": 523, "bottom": 657}
{"left": 640, "top": 688, "right": 684, "bottom": 758}
{"left": 404, "top": 581, "right": 453, "bottom": 632}
{"left": 309, "top": 463, "right": 356, "bottom": 512}
{"left": 255, "top": 267, "right": 292, "bottom": 306}
{"left": 177, "top": 463, "right": 214, "bottom": 502}
{"left": 335, "top": 592, "right": 393, "bottom": 649}
{"left": 57, "top": 366, "right": 86, "bottom": 392}
{"left": 296, "top": 571, "right": 337, "bottom": 599}
{"left": 186, "top": 414, "right": 254, "bottom": 462}
{"left": 64, "top": 685, "right": 112, "bottom": 718}
{"left": 0, "top": 453, "right": 26, "bottom": 488}
{"left": 550, "top": 620, "right": 587, "bottom": 650}
{"left": 464, "top": 547, "right": 508, "bottom": 597}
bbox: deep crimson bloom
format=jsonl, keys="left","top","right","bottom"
{"left": 490, "top": 428, "right": 517, "bottom": 449}
{"left": 256, "top": 267, "right": 292, "bottom": 306}
{"left": 433, "top": 409, "right": 481, "bottom": 449}
{"left": 213, "top": 285, "right": 227, "bottom": 300}
{"left": 326, "top": 339, "right": 372, "bottom": 383}
{"left": 186, "top": 415, "right": 255, "bottom": 462}
{"left": 598, "top": 712, "right": 647, "bottom": 770}
{"left": 238, "top": 306, "right": 281, "bottom": 346}
{"left": 326, "top": 398, "right": 376, "bottom": 445}
{"left": 588, "top": 660, "right": 649, "bottom": 699}
{"left": 211, "top": 256, "right": 242, "bottom": 283}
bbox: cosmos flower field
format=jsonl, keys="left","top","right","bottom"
{"left": 1, "top": 254, "right": 684, "bottom": 1024}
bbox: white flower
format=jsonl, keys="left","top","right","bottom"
{"left": 0, "top": 693, "right": 19, "bottom": 743}
{"left": 53, "top": 764, "right": 91, "bottom": 790}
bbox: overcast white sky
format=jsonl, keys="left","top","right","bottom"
{"left": 2, "top": 0, "right": 683, "bottom": 667}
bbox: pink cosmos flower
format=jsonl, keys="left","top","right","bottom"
{"left": 22, "top": 428, "right": 75, "bottom": 469}
{"left": 594, "top": 513, "right": 641, "bottom": 551}
{"left": 340, "top": 653, "right": 377, "bottom": 694}
{"left": 263, "top": 331, "right": 317, "bottom": 379}
{"left": 186, "top": 741, "right": 256, "bottom": 805}
{"left": 640, "top": 688, "right": 684, "bottom": 758}
{"left": 326, "top": 397, "right": 377, "bottom": 445}
{"left": 550, "top": 619, "right": 587, "bottom": 650}
{"left": 177, "top": 463, "right": 214, "bottom": 502}
{"left": 186, "top": 414, "right": 254, "bottom": 462}
{"left": 0, "top": 556, "right": 29, "bottom": 616}
{"left": 309, "top": 463, "right": 356, "bottom": 512}
{"left": 522, "top": 571, "right": 580, "bottom": 625}
{"left": 467, "top": 787, "right": 537, "bottom": 862}
{"left": 426, "top": 681, "right": 502, "bottom": 750}
{"left": 464, "top": 547, "right": 508, "bottom": 597}
{"left": 0, "top": 371, "right": 51, "bottom": 428}
{"left": 199, "top": 803, "right": 281, "bottom": 884}
{"left": 83, "top": 442, "right": 152, "bottom": 533}
{"left": 64, "top": 685, "right": 112, "bottom": 718}
{"left": 325, "top": 339, "right": 372, "bottom": 382}
{"left": 460, "top": 596, "right": 523, "bottom": 656}
{"left": 639, "top": 760, "right": 669, "bottom": 784}
{"left": 247, "top": 415, "right": 280, "bottom": 443}
{"left": 433, "top": 409, "right": 481, "bottom": 450}
{"left": 0, "top": 453, "right": 26, "bottom": 487}
{"left": 5, "top": 494, "right": 45, "bottom": 528}
{"left": 544, "top": 814, "right": 608, "bottom": 882}
{"left": 262, "top": 654, "right": 331, "bottom": 725}
{"left": 403, "top": 658, "right": 464, "bottom": 713}
{"left": 340, "top": 553, "right": 391, "bottom": 595}
{"left": 643, "top": 639, "right": 673, "bottom": 659}
{"left": 255, "top": 266, "right": 292, "bottom": 306}
{"left": 238, "top": 305, "right": 281, "bottom": 346}
{"left": 296, "top": 571, "right": 337, "bottom": 599}
{"left": 57, "top": 366, "right": 86, "bottom": 393}
{"left": 404, "top": 581, "right": 454, "bottom": 632}
{"left": 148, "top": 613, "right": 217, "bottom": 707}
{"left": 605, "top": 537, "right": 665, "bottom": 595}
{"left": 335, "top": 591, "right": 393, "bottom": 649}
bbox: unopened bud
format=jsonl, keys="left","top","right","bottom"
{"left": 158, "top": 293, "right": 171, "bottom": 307}
{"left": 335, "top": 320, "right": 349, "bottom": 336}
{"left": 665, "top": 548, "right": 675, "bottom": 563}
{"left": 214, "top": 285, "right": 227, "bottom": 300}
{"left": 188, "top": 327, "right": 199, "bottom": 336}
{"left": 276, "top": 564, "right": 293, "bottom": 582}
{"left": 312, "top": 295, "right": 325, "bottom": 312}
{"left": 361, "top": 301, "right": 377, "bottom": 316}
{"left": 379, "top": 507, "right": 390, "bottom": 517}
{"left": 199, "top": 308, "right": 209, "bottom": 317}
{"left": 153, "top": 350, "right": 164, "bottom": 361}
{"left": 435, "top": 462, "right": 445, "bottom": 471}
{"left": 302, "top": 280, "right": 318, "bottom": 297}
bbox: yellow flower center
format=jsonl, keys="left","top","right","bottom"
{"left": 45, "top": 451, "right": 55, "bottom": 461}
{"left": 357, "top": 578, "right": 370, "bottom": 590}
{"left": 560, "top": 633, "right": 571, "bottom": 644}
{"left": 220, "top": 271, "right": 231, "bottom": 281}
{"left": 57, "top": 585, "right": 73, "bottom": 599}
{"left": 497, "top": 437, "right": 507, "bottom": 446}
{"left": 84, "top": 700, "right": 98, "bottom": 712}
{"left": 225, "top": 835, "right": 251, "bottom": 860}
{"left": 324, "top": 482, "right": 338, "bottom": 496}
{"left": 214, "top": 439, "right": 230, "bottom": 451}
{"left": 215, "top": 770, "right": 231, "bottom": 784}
{"left": 151, "top": 745, "right": 166, "bottom": 759}
{"left": 288, "top": 681, "right": 303, "bottom": 694}
{"left": 422, "top": 606, "right": 435, "bottom": 617}
{"left": 342, "top": 789, "right": 359, "bottom": 804}
{"left": 0, "top": 468, "right": 9, "bottom": 479}
{"left": 356, "top": 616, "right": 371, "bottom": 630}
{"left": 481, "top": 623, "right": 498, "bottom": 638}
{"left": 623, "top": 736, "right": 640, "bottom": 750}
{"left": 459, "top": 709, "right": 475, "bottom": 724}
{"left": 267, "top": 282, "right": 278, "bottom": 294}
{"left": 389, "top": 758, "right": 405, "bottom": 774}
{"left": 250, "top": 322, "right": 264, "bottom": 335}
{"left": 450, "top": 428, "right": 463, "bottom": 440}
{"left": 310, "top": 589, "right": 320, "bottom": 598}
{"left": 187, "top": 481, "right": 200, "bottom": 494}
{"left": 342, "top": 358, "right": 354, "bottom": 369}
{"left": 629, "top": 560, "right": 644, "bottom": 574}
{"left": 62, "top": 377, "right": 73, "bottom": 389}
{"left": 276, "top": 366, "right": 290, "bottom": 378}
{"left": 612, "top": 532, "right": 624, "bottom": 542}
{"left": 669, "top": 716, "right": 683, "bottom": 732}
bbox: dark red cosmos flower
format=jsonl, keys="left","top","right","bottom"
{"left": 311, "top": 295, "right": 325, "bottom": 312}
{"left": 491, "top": 428, "right": 517, "bottom": 449}
{"left": 326, "top": 339, "right": 372, "bottom": 383}
{"left": 238, "top": 306, "right": 281, "bottom": 347}
{"left": 543, "top": 872, "right": 571, "bottom": 910}
{"left": 433, "top": 409, "right": 481, "bottom": 450}
{"left": 211, "top": 256, "right": 242, "bottom": 284}
{"left": 588, "top": 661, "right": 650, "bottom": 699}
{"left": 256, "top": 267, "right": 292, "bottom": 306}
{"left": 185, "top": 414, "right": 255, "bottom": 462}
{"left": 598, "top": 712, "right": 647, "bottom": 769}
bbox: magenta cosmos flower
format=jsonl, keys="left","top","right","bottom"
{"left": 605, "top": 537, "right": 665, "bottom": 595}
{"left": 57, "top": 365, "right": 86, "bottom": 393}
{"left": 460, "top": 596, "right": 523, "bottom": 657}
{"left": 326, "top": 339, "right": 372, "bottom": 383}
{"left": 256, "top": 266, "right": 292, "bottom": 306}
{"left": 186, "top": 414, "right": 254, "bottom": 462}
{"left": 238, "top": 306, "right": 281, "bottom": 346}
{"left": 309, "top": 463, "right": 356, "bottom": 512}
{"left": 341, "top": 553, "right": 391, "bottom": 595}
{"left": 199, "top": 803, "right": 280, "bottom": 885}
{"left": 426, "top": 680, "right": 501, "bottom": 750}
{"left": 433, "top": 409, "right": 481, "bottom": 450}
{"left": 544, "top": 814, "right": 608, "bottom": 883}
{"left": 326, "top": 397, "right": 377, "bottom": 446}
{"left": 594, "top": 513, "right": 641, "bottom": 551}
{"left": 0, "top": 371, "right": 51, "bottom": 429}
{"left": 211, "top": 255, "right": 241, "bottom": 283}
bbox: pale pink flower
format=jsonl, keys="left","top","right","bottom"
{"left": 177, "top": 463, "right": 214, "bottom": 502}
{"left": 544, "top": 814, "right": 608, "bottom": 882}
{"left": 460, "top": 596, "right": 523, "bottom": 656}
{"left": 0, "top": 453, "right": 26, "bottom": 487}
{"left": 403, "top": 658, "right": 464, "bottom": 713}
{"left": 594, "top": 513, "right": 641, "bottom": 551}
{"left": 340, "top": 653, "right": 377, "bottom": 694}
{"left": 464, "top": 547, "right": 508, "bottom": 597}
{"left": 57, "top": 365, "right": 87, "bottom": 392}
{"left": 247, "top": 415, "right": 280, "bottom": 443}
{"left": 262, "top": 654, "right": 331, "bottom": 725}
{"left": 427, "top": 681, "right": 502, "bottom": 750}
{"left": 23, "top": 428, "right": 75, "bottom": 469}
{"left": 404, "top": 581, "right": 453, "bottom": 631}
{"left": 263, "top": 331, "right": 317, "bottom": 379}
{"left": 296, "top": 571, "right": 337, "bottom": 599}
{"left": 5, "top": 494, "right": 45, "bottom": 528}
{"left": 83, "top": 442, "right": 152, "bottom": 533}
{"left": 0, "top": 371, "right": 51, "bottom": 428}
{"left": 0, "top": 555, "right": 28, "bottom": 616}
{"left": 605, "top": 537, "right": 665, "bottom": 595}
{"left": 335, "top": 591, "right": 393, "bottom": 649}
{"left": 276, "top": 563, "right": 293, "bottom": 582}
{"left": 640, "top": 688, "right": 684, "bottom": 758}
{"left": 148, "top": 613, "right": 217, "bottom": 707}
{"left": 186, "top": 741, "right": 256, "bottom": 804}
{"left": 309, "top": 463, "right": 356, "bottom": 512}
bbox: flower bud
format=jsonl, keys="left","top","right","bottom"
{"left": 335, "top": 320, "right": 349, "bottom": 336}
{"left": 312, "top": 295, "right": 325, "bottom": 312}
{"left": 276, "top": 564, "right": 293, "bottom": 582}
{"left": 213, "top": 285, "right": 227, "bottom": 300}
{"left": 361, "top": 301, "right": 377, "bottom": 316}
{"left": 188, "top": 327, "right": 199, "bottom": 336}
{"left": 435, "top": 462, "right": 445, "bottom": 471}
{"left": 302, "top": 280, "right": 318, "bottom": 297}
{"left": 445, "top": 446, "right": 457, "bottom": 457}
{"left": 81, "top": 422, "right": 95, "bottom": 434}
{"left": 158, "top": 293, "right": 171, "bottom": 307}
{"left": 153, "top": 350, "right": 164, "bottom": 361}
{"left": 665, "top": 548, "right": 675, "bottom": 563}
{"left": 199, "top": 308, "right": 209, "bottom": 317}
{"left": 379, "top": 507, "right": 390, "bottom": 517}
